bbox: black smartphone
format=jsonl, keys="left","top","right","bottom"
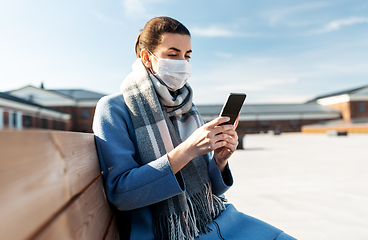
{"left": 219, "top": 93, "right": 247, "bottom": 125}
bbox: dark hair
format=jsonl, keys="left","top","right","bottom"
{"left": 135, "top": 16, "right": 191, "bottom": 58}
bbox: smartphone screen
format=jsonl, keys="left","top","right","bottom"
{"left": 219, "top": 93, "right": 246, "bottom": 125}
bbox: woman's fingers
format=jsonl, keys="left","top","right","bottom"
{"left": 206, "top": 116, "right": 230, "bottom": 128}
{"left": 219, "top": 128, "right": 238, "bottom": 145}
{"left": 185, "top": 116, "right": 239, "bottom": 158}
{"left": 212, "top": 129, "right": 238, "bottom": 149}
{"left": 201, "top": 117, "right": 234, "bottom": 138}
{"left": 206, "top": 118, "right": 238, "bottom": 146}
{"left": 224, "top": 138, "right": 238, "bottom": 151}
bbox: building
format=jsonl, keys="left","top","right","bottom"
{"left": 199, "top": 84, "right": 368, "bottom": 136}
{"left": 197, "top": 103, "right": 341, "bottom": 135}
{"left": 0, "top": 92, "right": 71, "bottom": 130}
{"left": 302, "top": 85, "right": 368, "bottom": 133}
{"left": 5, "top": 83, "right": 367, "bottom": 135}
{"left": 7, "top": 85, "right": 105, "bottom": 132}
{"left": 307, "top": 85, "right": 368, "bottom": 121}
{"left": 197, "top": 103, "right": 342, "bottom": 148}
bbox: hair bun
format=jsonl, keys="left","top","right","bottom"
{"left": 134, "top": 31, "right": 142, "bottom": 58}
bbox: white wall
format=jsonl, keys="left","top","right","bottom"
{"left": 16, "top": 111, "right": 23, "bottom": 130}
{"left": 8, "top": 110, "right": 14, "bottom": 129}
{"left": 9, "top": 86, "right": 76, "bottom": 106}
{"left": 0, "top": 98, "right": 71, "bottom": 120}
{"left": 0, "top": 108, "right": 3, "bottom": 130}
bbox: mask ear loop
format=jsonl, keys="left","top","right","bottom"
{"left": 146, "top": 49, "right": 158, "bottom": 60}
{"left": 141, "top": 49, "right": 156, "bottom": 69}
{"left": 142, "top": 49, "right": 160, "bottom": 80}
{"left": 144, "top": 51, "right": 169, "bottom": 88}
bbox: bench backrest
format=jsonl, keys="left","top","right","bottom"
{"left": 0, "top": 130, "right": 119, "bottom": 240}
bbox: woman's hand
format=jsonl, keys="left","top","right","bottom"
{"left": 213, "top": 127, "right": 238, "bottom": 173}
{"left": 185, "top": 116, "right": 236, "bottom": 157}
{"left": 167, "top": 116, "right": 236, "bottom": 174}
{"left": 214, "top": 114, "right": 239, "bottom": 173}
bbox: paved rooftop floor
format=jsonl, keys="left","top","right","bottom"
{"left": 225, "top": 133, "right": 368, "bottom": 240}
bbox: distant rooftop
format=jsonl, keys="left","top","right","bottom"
{"left": 0, "top": 92, "right": 66, "bottom": 113}
{"left": 306, "top": 84, "right": 368, "bottom": 103}
{"left": 50, "top": 89, "right": 106, "bottom": 100}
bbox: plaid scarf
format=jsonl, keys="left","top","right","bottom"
{"left": 121, "top": 59, "right": 225, "bottom": 240}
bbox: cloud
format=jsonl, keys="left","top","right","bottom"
{"left": 309, "top": 17, "right": 368, "bottom": 34}
{"left": 190, "top": 25, "right": 259, "bottom": 38}
{"left": 190, "top": 39, "right": 368, "bottom": 104}
{"left": 262, "top": 2, "right": 331, "bottom": 26}
{"left": 121, "top": 0, "right": 168, "bottom": 19}
{"left": 191, "top": 25, "right": 238, "bottom": 37}
{"left": 214, "top": 52, "right": 234, "bottom": 59}
{"left": 89, "top": 10, "right": 124, "bottom": 26}
{"left": 213, "top": 78, "right": 298, "bottom": 92}
{"left": 122, "top": 0, "right": 146, "bottom": 17}
{"left": 191, "top": 56, "right": 300, "bottom": 94}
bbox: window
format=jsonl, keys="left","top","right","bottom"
{"left": 42, "top": 119, "right": 48, "bottom": 129}
{"left": 24, "top": 115, "right": 32, "bottom": 128}
{"left": 359, "top": 102, "right": 366, "bottom": 113}
{"left": 53, "top": 120, "right": 57, "bottom": 130}
{"left": 60, "top": 121, "right": 65, "bottom": 130}
{"left": 13, "top": 112, "right": 17, "bottom": 127}
{"left": 260, "top": 121, "right": 270, "bottom": 132}
{"left": 290, "top": 120, "right": 300, "bottom": 129}
{"left": 82, "top": 108, "right": 90, "bottom": 119}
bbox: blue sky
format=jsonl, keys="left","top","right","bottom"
{"left": 1, "top": 0, "right": 368, "bottom": 104}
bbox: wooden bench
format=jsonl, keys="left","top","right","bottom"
{"left": 0, "top": 130, "right": 119, "bottom": 240}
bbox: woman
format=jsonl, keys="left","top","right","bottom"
{"left": 93, "top": 16, "right": 295, "bottom": 240}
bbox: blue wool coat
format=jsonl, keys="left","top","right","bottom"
{"left": 93, "top": 93, "right": 295, "bottom": 240}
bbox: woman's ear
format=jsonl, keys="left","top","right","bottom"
{"left": 140, "top": 49, "right": 152, "bottom": 68}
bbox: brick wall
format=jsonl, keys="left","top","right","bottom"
{"left": 0, "top": 108, "right": 70, "bottom": 131}
{"left": 53, "top": 106, "right": 96, "bottom": 133}
{"left": 350, "top": 101, "right": 368, "bottom": 119}
{"left": 3, "top": 111, "right": 9, "bottom": 126}
{"left": 75, "top": 107, "right": 96, "bottom": 133}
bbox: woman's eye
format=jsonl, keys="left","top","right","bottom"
{"left": 185, "top": 55, "right": 191, "bottom": 59}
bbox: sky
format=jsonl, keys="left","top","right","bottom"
{"left": 1, "top": 0, "right": 368, "bottom": 104}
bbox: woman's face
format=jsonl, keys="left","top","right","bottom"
{"left": 142, "top": 33, "right": 192, "bottom": 74}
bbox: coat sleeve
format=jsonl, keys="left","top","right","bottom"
{"left": 93, "top": 94, "right": 185, "bottom": 211}
{"left": 208, "top": 157, "right": 233, "bottom": 196}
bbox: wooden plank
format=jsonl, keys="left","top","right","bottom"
{"left": 0, "top": 131, "right": 69, "bottom": 240}
{"left": 104, "top": 216, "right": 120, "bottom": 240}
{"left": 51, "top": 131, "right": 101, "bottom": 196}
{"left": 34, "top": 175, "right": 113, "bottom": 240}
{"left": 0, "top": 130, "right": 102, "bottom": 240}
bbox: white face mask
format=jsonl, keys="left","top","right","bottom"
{"left": 148, "top": 50, "right": 192, "bottom": 91}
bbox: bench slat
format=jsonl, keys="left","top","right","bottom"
{"left": 0, "top": 131, "right": 108, "bottom": 240}
{"left": 34, "top": 176, "right": 113, "bottom": 240}
{"left": 52, "top": 131, "right": 102, "bottom": 194}
{"left": 104, "top": 216, "right": 120, "bottom": 240}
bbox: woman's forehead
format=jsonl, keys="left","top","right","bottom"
{"left": 157, "top": 33, "right": 191, "bottom": 52}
